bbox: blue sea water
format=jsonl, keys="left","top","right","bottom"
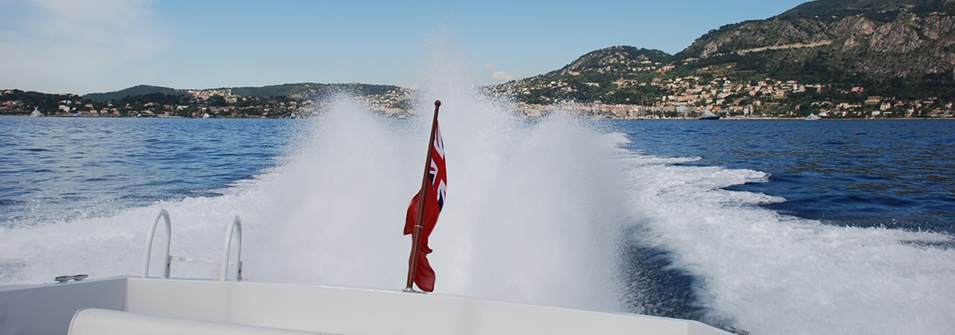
{"left": 0, "top": 117, "right": 293, "bottom": 226}
{"left": 601, "top": 119, "right": 955, "bottom": 234}
{"left": 5, "top": 118, "right": 950, "bottom": 231}
{"left": 1, "top": 115, "right": 953, "bottom": 334}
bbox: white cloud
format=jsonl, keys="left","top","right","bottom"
{"left": 484, "top": 63, "right": 495, "bottom": 70}
{"left": 490, "top": 71, "right": 517, "bottom": 81}
{"left": 0, "top": 0, "right": 168, "bottom": 93}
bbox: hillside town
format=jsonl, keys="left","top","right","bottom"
{"left": 4, "top": 79, "right": 953, "bottom": 120}
{"left": 508, "top": 74, "right": 954, "bottom": 119}
{"left": 0, "top": 87, "right": 413, "bottom": 119}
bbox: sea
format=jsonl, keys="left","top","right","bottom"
{"left": 1, "top": 95, "right": 953, "bottom": 334}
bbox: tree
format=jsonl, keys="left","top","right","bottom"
{"left": 207, "top": 95, "right": 227, "bottom": 107}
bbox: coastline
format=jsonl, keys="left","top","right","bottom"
{"left": 3, "top": 113, "right": 952, "bottom": 121}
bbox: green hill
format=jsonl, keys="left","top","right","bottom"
{"left": 673, "top": 0, "right": 955, "bottom": 98}
{"left": 489, "top": 46, "right": 673, "bottom": 104}
{"left": 493, "top": 0, "right": 955, "bottom": 110}
{"left": 85, "top": 83, "right": 406, "bottom": 101}
{"left": 84, "top": 85, "right": 185, "bottom": 102}
{"left": 229, "top": 83, "right": 404, "bottom": 99}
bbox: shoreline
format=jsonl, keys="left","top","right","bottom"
{"left": 2, "top": 114, "right": 952, "bottom": 121}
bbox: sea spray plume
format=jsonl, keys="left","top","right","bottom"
{"left": 432, "top": 111, "right": 631, "bottom": 312}
{"left": 243, "top": 95, "right": 419, "bottom": 288}
{"left": 407, "top": 39, "right": 631, "bottom": 311}
{"left": 242, "top": 44, "right": 633, "bottom": 311}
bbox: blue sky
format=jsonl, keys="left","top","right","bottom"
{"left": 0, "top": 0, "right": 808, "bottom": 94}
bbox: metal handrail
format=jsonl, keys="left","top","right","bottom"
{"left": 141, "top": 210, "right": 243, "bottom": 281}
{"left": 141, "top": 209, "right": 172, "bottom": 278}
{"left": 219, "top": 215, "right": 243, "bottom": 281}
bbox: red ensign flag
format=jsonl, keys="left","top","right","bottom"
{"left": 404, "top": 121, "right": 446, "bottom": 292}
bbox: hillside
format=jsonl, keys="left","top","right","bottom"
{"left": 229, "top": 83, "right": 406, "bottom": 99}
{"left": 84, "top": 85, "right": 185, "bottom": 102}
{"left": 674, "top": 0, "right": 955, "bottom": 97}
{"left": 776, "top": 0, "right": 955, "bottom": 19}
{"left": 5, "top": 82, "right": 412, "bottom": 118}
{"left": 491, "top": 0, "right": 955, "bottom": 118}
{"left": 86, "top": 83, "right": 406, "bottom": 101}
{"left": 489, "top": 46, "right": 672, "bottom": 104}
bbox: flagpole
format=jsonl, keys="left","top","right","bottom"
{"left": 406, "top": 100, "right": 441, "bottom": 291}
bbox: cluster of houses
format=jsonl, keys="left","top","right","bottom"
{"left": 1, "top": 87, "right": 415, "bottom": 118}
{"left": 6, "top": 80, "right": 951, "bottom": 119}
{"left": 511, "top": 75, "right": 953, "bottom": 119}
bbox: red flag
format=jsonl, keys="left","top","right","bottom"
{"left": 404, "top": 121, "right": 446, "bottom": 292}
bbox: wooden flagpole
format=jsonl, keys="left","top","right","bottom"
{"left": 405, "top": 100, "right": 441, "bottom": 291}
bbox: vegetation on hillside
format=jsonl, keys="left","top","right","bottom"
{"left": 84, "top": 85, "right": 186, "bottom": 102}
{"left": 490, "top": 0, "right": 955, "bottom": 118}
{"left": 777, "top": 0, "right": 955, "bottom": 19}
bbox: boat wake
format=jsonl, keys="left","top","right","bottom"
{"left": 611, "top": 139, "right": 955, "bottom": 334}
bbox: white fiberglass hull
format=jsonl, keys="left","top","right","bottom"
{"left": 0, "top": 277, "right": 728, "bottom": 335}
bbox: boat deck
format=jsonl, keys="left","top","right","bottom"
{"left": 0, "top": 277, "right": 729, "bottom": 335}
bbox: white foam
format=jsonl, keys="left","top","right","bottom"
{"left": 620, "top": 150, "right": 955, "bottom": 334}
{"left": 236, "top": 93, "right": 629, "bottom": 312}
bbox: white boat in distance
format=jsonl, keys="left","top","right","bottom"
{"left": 699, "top": 111, "right": 720, "bottom": 120}
{"left": 0, "top": 210, "right": 734, "bottom": 335}
{"left": 805, "top": 113, "right": 822, "bottom": 120}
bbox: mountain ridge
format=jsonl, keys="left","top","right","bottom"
{"left": 84, "top": 85, "right": 185, "bottom": 102}
{"left": 675, "top": 4, "right": 955, "bottom": 81}
{"left": 84, "top": 83, "right": 406, "bottom": 102}
{"left": 776, "top": 0, "right": 955, "bottom": 19}
{"left": 490, "top": 0, "right": 955, "bottom": 117}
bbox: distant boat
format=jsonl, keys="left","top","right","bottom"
{"left": 30, "top": 107, "right": 43, "bottom": 117}
{"left": 202, "top": 113, "right": 211, "bottom": 119}
{"left": 805, "top": 113, "right": 821, "bottom": 121}
{"left": 699, "top": 110, "right": 720, "bottom": 120}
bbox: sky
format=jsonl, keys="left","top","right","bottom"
{"left": 0, "top": 0, "right": 810, "bottom": 95}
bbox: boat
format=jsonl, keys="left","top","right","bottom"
{"left": 698, "top": 111, "right": 720, "bottom": 120}
{"left": 31, "top": 107, "right": 44, "bottom": 117}
{"left": 805, "top": 113, "right": 821, "bottom": 121}
{"left": 2, "top": 276, "right": 734, "bottom": 335}
{"left": 0, "top": 209, "right": 735, "bottom": 335}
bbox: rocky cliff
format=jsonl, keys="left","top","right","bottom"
{"left": 676, "top": 0, "right": 955, "bottom": 80}
{"left": 491, "top": 0, "right": 955, "bottom": 114}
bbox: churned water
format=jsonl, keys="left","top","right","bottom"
{"left": 2, "top": 99, "right": 954, "bottom": 333}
